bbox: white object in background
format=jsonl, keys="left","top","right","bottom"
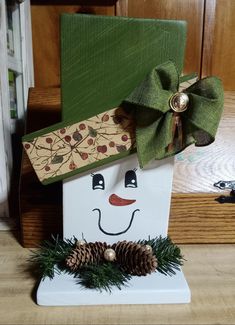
{"left": 0, "top": 0, "right": 34, "bottom": 228}
{"left": 37, "top": 154, "right": 191, "bottom": 305}
{"left": 8, "top": 0, "right": 34, "bottom": 132}
{"left": 19, "top": 0, "right": 34, "bottom": 108}
{"left": 0, "top": 0, "right": 13, "bottom": 226}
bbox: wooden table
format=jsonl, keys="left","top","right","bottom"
{"left": 0, "top": 231, "right": 234, "bottom": 325}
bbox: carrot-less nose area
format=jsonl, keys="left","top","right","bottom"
{"left": 109, "top": 194, "right": 136, "bottom": 206}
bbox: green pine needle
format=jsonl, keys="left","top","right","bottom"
{"left": 77, "top": 262, "right": 132, "bottom": 292}
{"left": 29, "top": 235, "right": 185, "bottom": 291}
{"left": 138, "top": 236, "right": 185, "bottom": 275}
{"left": 29, "top": 235, "right": 77, "bottom": 279}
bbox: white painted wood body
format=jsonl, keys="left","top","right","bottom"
{"left": 37, "top": 155, "right": 190, "bottom": 306}
{"left": 63, "top": 155, "right": 174, "bottom": 243}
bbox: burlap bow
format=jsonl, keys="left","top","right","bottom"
{"left": 124, "top": 61, "right": 224, "bottom": 167}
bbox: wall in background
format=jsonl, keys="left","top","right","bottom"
{"left": 30, "top": 0, "right": 235, "bottom": 90}
{"left": 201, "top": 0, "right": 235, "bottom": 90}
{"left": 31, "top": 3, "right": 116, "bottom": 87}
{"left": 127, "top": 0, "right": 204, "bottom": 81}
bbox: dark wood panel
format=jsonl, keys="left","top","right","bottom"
{"left": 20, "top": 88, "right": 235, "bottom": 247}
{"left": 20, "top": 88, "right": 63, "bottom": 247}
{"left": 31, "top": 4, "right": 115, "bottom": 87}
{"left": 202, "top": 0, "right": 235, "bottom": 90}
{"left": 127, "top": 0, "right": 204, "bottom": 76}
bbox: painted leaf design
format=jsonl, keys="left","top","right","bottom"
{"left": 88, "top": 126, "right": 97, "bottom": 138}
{"left": 116, "top": 145, "right": 127, "bottom": 152}
{"left": 51, "top": 155, "right": 64, "bottom": 164}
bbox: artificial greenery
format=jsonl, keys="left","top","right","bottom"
{"left": 30, "top": 235, "right": 184, "bottom": 292}
{"left": 138, "top": 236, "right": 184, "bottom": 276}
{"left": 30, "top": 235, "right": 77, "bottom": 279}
{"left": 77, "top": 263, "right": 132, "bottom": 292}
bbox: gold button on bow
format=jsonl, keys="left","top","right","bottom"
{"left": 168, "top": 92, "right": 189, "bottom": 152}
{"left": 169, "top": 92, "right": 189, "bottom": 113}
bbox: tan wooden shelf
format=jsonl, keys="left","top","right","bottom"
{"left": 0, "top": 231, "right": 235, "bottom": 324}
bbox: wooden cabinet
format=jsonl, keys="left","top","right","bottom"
{"left": 127, "top": 0, "right": 204, "bottom": 78}
{"left": 31, "top": 3, "right": 116, "bottom": 87}
{"left": 20, "top": 0, "right": 235, "bottom": 247}
{"left": 202, "top": 0, "right": 235, "bottom": 90}
{"left": 30, "top": 0, "right": 235, "bottom": 90}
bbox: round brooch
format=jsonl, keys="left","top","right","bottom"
{"left": 169, "top": 92, "right": 189, "bottom": 113}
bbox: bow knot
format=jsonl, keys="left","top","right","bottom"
{"left": 124, "top": 61, "right": 224, "bottom": 167}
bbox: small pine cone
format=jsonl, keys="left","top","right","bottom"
{"left": 66, "top": 244, "right": 92, "bottom": 271}
{"left": 66, "top": 242, "right": 110, "bottom": 271}
{"left": 112, "top": 241, "right": 157, "bottom": 276}
{"left": 88, "top": 241, "right": 111, "bottom": 264}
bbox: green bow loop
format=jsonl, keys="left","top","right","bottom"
{"left": 183, "top": 77, "right": 224, "bottom": 145}
{"left": 124, "top": 61, "right": 224, "bottom": 168}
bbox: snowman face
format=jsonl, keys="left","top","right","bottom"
{"left": 63, "top": 155, "right": 174, "bottom": 243}
{"left": 91, "top": 168, "right": 140, "bottom": 236}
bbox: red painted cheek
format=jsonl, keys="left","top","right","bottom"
{"left": 109, "top": 194, "right": 136, "bottom": 206}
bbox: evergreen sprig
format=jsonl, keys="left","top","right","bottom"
{"left": 77, "top": 262, "right": 132, "bottom": 292}
{"left": 29, "top": 235, "right": 184, "bottom": 291}
{"left": 138, "top": 236, "right": 185, "bottom": 275}
{"left": 30, "top": 235, "right": 77, "bottom": 279}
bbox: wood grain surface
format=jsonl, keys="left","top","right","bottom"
{"left": 201, "top": 0, "right": 235, "bottom": 90}
{"left": 20, "top": 88, "right": 63, "bottom": 247}
{"left": 30, "top": 0, "right": 204, "bottom": 87}
{"left": 173, "top": 92, "right": 235, "bottom": 193}
{"left": 127, "top": 0, "right": 204, "bottom": 77}
{"left": 31, "top": 4, "right": 115, "bottom": 87}
{"left": 1, "top": 231, "right": 235, "bottom": 324}
{"left": 19, "top": 89, "right": 235, "bottom": 247}
{"left": 30, "top": 1, "right": 235, "bottom": 90}
{"left": 115, "top": 0, "right": 128, "bottom": 16}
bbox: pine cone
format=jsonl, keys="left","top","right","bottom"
{"left": 66, "top": 242, "right": 110, "bottom": 271}
{"left": 112, "top": 241, "right": 157, "bottom": 276}
{"left": 88, "top": 241, "right": 110, "bottom": 264}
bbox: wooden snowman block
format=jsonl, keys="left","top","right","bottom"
{"left": 22, "top": 14, "right": 224, "bottom": 306}
{"left": 23, "top": 15, "right": 223, "bottom": 306}
{"left": 26, "top": 14, "right": 192, "bottom": 305}
{"left": 37, "top": 155, "right": 191, "bottom": 306}
{"left": 44, "top": 153, "right": 193, "bottom": 305}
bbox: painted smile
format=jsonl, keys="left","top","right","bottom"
{"left": 92, "top": 208, "right": 140, "bottom": 236}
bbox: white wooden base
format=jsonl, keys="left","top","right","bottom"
{"left": 37, "top": 269, "right": 190, "bottom": 306}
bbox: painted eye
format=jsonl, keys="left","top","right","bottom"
{"left": 220, "top": 182, "right": 225, "bottom": 187}
{"left": 125, "top": 170, "right": 137, "bottom": 188}
{"left": 92, "top": 174, "right": 105, "bottom": 190}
